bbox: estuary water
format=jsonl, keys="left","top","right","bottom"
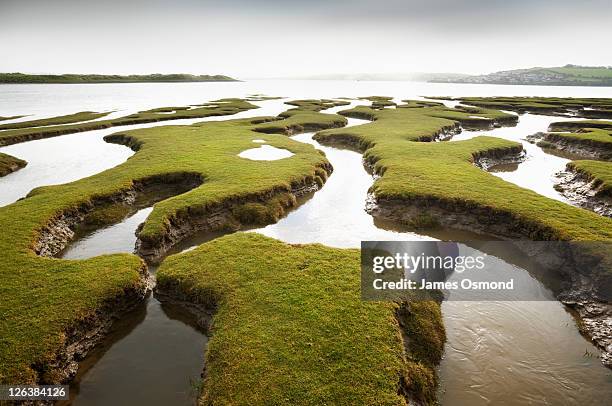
{"left": 2, "top": 81, "right": 611, "bottom": 405}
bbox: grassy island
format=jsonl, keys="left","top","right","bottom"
{"left": 0, "top": 115, "right": 25, "bottom": 122}
{"left": 157, "top": 233, "right": 445, "bottom": 405}
{"left": 314, "top": 101, "right": 612, "bottom": 244}
{"left": 0, "top": 73, "right": 237, "bottom": 84}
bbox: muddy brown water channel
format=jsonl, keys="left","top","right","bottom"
{"left": 2, "top": 94, "right": 609, "bottom": 404}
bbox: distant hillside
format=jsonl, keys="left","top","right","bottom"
{"left": 0, "top": 73, "right": 238, "bottom": 84}
{"left": 430, "top": 65, "right": 612, "bottom": 87}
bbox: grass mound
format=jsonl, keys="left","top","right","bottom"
{"left": 0, "top": 103, "right": 341, "bottom": 384}
{"left": 157, "top": 233, "right": 445, "bottom": 405}
{"left": 0, "top": 152, "right": 27, "bottom": 177}
{"left": 0, "top": 111, "right": 110, "bottom": 130}
{"left": 359, "top": 96, "right": 397, "bottom": 109}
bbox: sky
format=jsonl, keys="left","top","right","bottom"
{"left": 1, "top": 0, "right": 611, "bottom": 79}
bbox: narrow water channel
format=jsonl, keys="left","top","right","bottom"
{"left": 448, "top": 109, "right": 597, "bottom": 202}
{"left": 47, "top": 102, "right": 611, "bottom": 405}
{"left": 59, "top": 205, "right": 208, "bottom": 405}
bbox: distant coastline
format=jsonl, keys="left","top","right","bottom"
{"left": 0, "top": 73, "right": 238, "bottom": 84}
{"left": 429, "top": 65, "right": 612, "bottom": 87}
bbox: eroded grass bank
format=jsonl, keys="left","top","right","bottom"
{"left": 539, "top": 120, "right": 612, "bottom": 160}
{"left": 0, "top": 103, "right": 341, "bottom": 385}
{"left": 554, "top": 160, "right": 612, "bottom": 217}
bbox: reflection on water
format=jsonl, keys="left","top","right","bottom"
{"left": 59, "top": 294, "right": 206, "bottom": 406}
{"left": 61, "top": 208, "right": 152, "bottom": 259}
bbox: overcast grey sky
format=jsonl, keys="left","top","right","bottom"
{"left": 1, "top": 0, "right": 610, "bottom": 78}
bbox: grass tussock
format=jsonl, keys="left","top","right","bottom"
{"left": 255, "top": 99, "right": 349, "bottom": 134}
{"left": 0, "top": 152, "right": 27, "bottom": 177}
{"left": 157, "top": 233, "right": 445, "bottom": 405}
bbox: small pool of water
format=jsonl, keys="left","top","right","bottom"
{"left": 238, "top": 145, "right": 293, "bottom": 161}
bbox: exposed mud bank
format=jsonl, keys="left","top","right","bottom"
{"left": 472, "top": 145, "right": 525, "bottom": 170}
{"left": 136, "top": 163, "right": 333, "bottom": 263}
{"left": 33, "top": 173, "right": 203, "bottom": 257}
{"left": 527, "top": 132, "right": 612, "bottom": 161}
{"left": 33, "top": 269, "right": 152, "bottom": 386}
{"left": 0, "top": 153, "right": 27, "bottom": 177}
{"left": 554, "top": 169, "right": 612, "bottom": 217}
{"left": 24, "top": 174, "right": 205, "bottom": 386}
{"left": 563, "top": 301, "right": 612, "bottom": 368}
